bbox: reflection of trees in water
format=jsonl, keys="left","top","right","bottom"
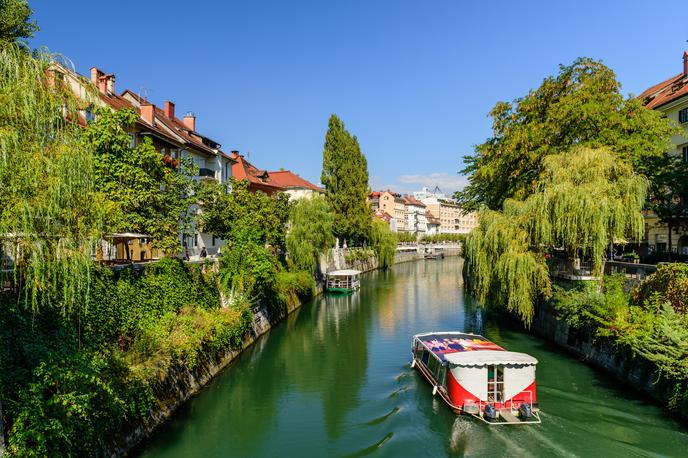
{"left": 212, "top": 289, "right": 375, "bottom": 450}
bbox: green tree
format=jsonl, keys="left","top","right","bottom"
{"left": 82, "top": 108, "right": 197, "bottom": 255}
{"left": 457, "top": 58, "right": 676, "bottom": 212}
{"left": 321, "top": 114, "right": 371, "bottom": 244}
{"left": 369, "top": 219, "right": 396, "bottom": 268}
{"left": 641, "top": 153, "right": 688, "bottom": 261}
{"left": 198, "top": 178, "right": 289, "bottom": 251}
{"left": 0, "top": 45, "right": 106, "bottom": 310}
{"left": 0, "top": 0, "right": 37, "bottom": 47}
{"left": 286, "top": 195, "right": 335, "bottom": 273}
{"left": 464, "top": 147, "right": 647, "bottom": 326}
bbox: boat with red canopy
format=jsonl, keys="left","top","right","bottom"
{"left": 411, "top": 331, "right": 541, "bottom": 424}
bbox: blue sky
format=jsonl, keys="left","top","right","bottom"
{"left": 31, "top": 0, "right": 688, "bottom": 194}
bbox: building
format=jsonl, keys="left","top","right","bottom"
{"left": 638, "top": 51, "right": 688, "bottom": 256}
{"left": 230, "top": 151, "right": 286, "bottom": 195}
{"left": 426, "top": 212, "right": 440, "bottom": 235}
{"left": 416, "top": 187, "right": 479, "bottom": 234}
{"left": 402, "top": 195, "right": 427, "bottom": 236}
{"left": 52, "top": 64, "right": 235, "bottom": 260}
{"left": 373, "top": 190, "right": 408, "bottom": 232}
{"left": 268, "top": 170, "right": 323, "bottom": 200}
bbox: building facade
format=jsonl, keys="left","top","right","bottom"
{"left": 638, "top": 51, "right": 688, "bottom": 256}
{"left": 54, "top": 64, "right": 235, "bottom": 261}
{"left": 415, "top": 187, "right": 479, "bottom": 234}
{"left": 402, "top": 195, "right": 427, "bottom": 236}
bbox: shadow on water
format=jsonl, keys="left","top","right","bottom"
{"left": 137, "top": 257, "right": 688, "bottom": 458}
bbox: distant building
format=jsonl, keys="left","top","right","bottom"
{"left": 372, "top": 190, "right": 407, "bottom": 232}
{"left": 638, "top": 51, "right": 688, "bottom": 256}
{"left": 402, "top": 195, "right": 427, "bottom": 236}
{"left": 268, "top": 170, "right": 323, "bottom": 200}
{"left": 416, "top": 187, "right": 479, "bottom": 234}
{"left": 426, "top": 212, "right": 441, "bottom": 235}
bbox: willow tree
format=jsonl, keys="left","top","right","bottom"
{"left": 464, "top": 147, "right": 647, "bottom": 326}
{"left": 0, "top": 45, "right": 106, "bottom": 310}
{"left": 286, "top": 195, "right": 335, "bottom": 273}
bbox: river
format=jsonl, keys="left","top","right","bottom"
{"left": 137, "top": 257, "right": 688, "bottom": 457}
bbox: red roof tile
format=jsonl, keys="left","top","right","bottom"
{"left": 231, "top": 152, "right": 285, "bottom": 193}
{"left": 638, "top": 67, "right": 688, "bottom": 110}
{"left": 267, "top": 170, "right": 322, "bottom": 192}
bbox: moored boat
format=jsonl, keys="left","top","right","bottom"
{"left": 411, "top": 331, "right": 541, "bottom": 424}
{"left": 325, "top": 269, "right": 361, "bottom": 293}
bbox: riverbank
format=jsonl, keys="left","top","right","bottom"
{"left": 531, "top": 300, "right": 688, "bottom": 422}
{"left": 119, "top": 246, "right": 461, "bottom": 456}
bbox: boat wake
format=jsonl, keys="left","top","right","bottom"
{"left": 342, "top": 432, "right": 394, "bottom": 457}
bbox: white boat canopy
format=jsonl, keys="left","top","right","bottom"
{"left": 327, "top": 269, "right": 361, "bottom": 276}
{"left": 444, "top": 350, "right": 538, "bottom": 367}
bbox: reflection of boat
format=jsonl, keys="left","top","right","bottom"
{"left": 411, "top": 332, "right": 541, "bottom": 425}
{"left": 325, "top": 269, "right": 361, "bottom": 293}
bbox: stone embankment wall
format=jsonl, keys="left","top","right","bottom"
{"left": 120, "top": 245, "right": 460, "bottom": 456}
{"left": 532, "top": 301, "right": 687, "bottom": 421}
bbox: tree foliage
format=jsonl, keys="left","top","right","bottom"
{"left": 457, "top": 58, "right": 676, "bottom": 211}
{"left": 631, "top": 263, "right": 688, "bottom": 314}
{"left": 321, "top": 114, "right": 371, "bottom": 244}
{"left": 0, "top": 0, "right": 37, "bottom": 47}
{"left": 83, "top": 108, "right": 197, "bottom": 255}
{"left": 641, "top": 153, "right": 688, "bottom": 260}
{"left": 369, "top": 219, "right": 397, "bottom": 269}
{"left": 464, "top": 148, "right": 646, "bottom": 325}
{"left": 198, "top": 178, "right": 289, "bottom": 251}
{"left": 0, "top": 45, "right": 106, "bottom": 310}
{"left": 286, "top": 195, "right": 335, "bottom": 273}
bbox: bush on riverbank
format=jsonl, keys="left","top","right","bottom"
{"left": 552, "top": 264, "right": 688, "bottom": 410}
{"left": 0, "top": 259, "right": 254, "bottom": 456}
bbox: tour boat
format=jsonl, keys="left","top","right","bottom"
{"left": 411, "top": 332, "right": 541, "bottom": 424}
{"left": 325, "top": 269, "right": 361, "bottom": 293}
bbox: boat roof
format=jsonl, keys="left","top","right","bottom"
{"left": 413, "top": 332, "right": 506, "bottom": 362}
{"left": 327, "top": 269, "right": 361, "bottom": 276}
{"left": 444, "top": 350, "right": 538, "bottom": 367}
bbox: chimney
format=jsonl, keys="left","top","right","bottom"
{"left": 90, "top": 67, "right": 103, "bottom": 84}
{"left": 230, "top": 150, "right": 240, "bottom": 157}
{"left": 684, "top": 51, "right": 688, "bottom": 76}
{"left": 164, "top": 100, "right": 175, "bottom": 119}
{"left": 183, "top": 112, "right": 196, "bottom": 131}
{"left": 141, "top": 103, "right": 155, "bottom": 125}
{"left": 105, "top": 74, "right": 115, "bottom": 94}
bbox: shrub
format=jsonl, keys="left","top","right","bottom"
{"left": 631, "top": 263, "right": 688, "bottom": 314}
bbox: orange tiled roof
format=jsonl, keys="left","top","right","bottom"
{"left": 267, "top": 170, "right": 322, "bottom": 192}
{"left": 403, "top": 194, "right": 426, "bottom": 207}
{"left": 231, "top": 152, "right": 285, "bottom": 191}
{"left": 638, "top": 53, "right": 688, "bottom": 109}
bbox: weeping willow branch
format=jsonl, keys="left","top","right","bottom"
{"left": 0, "top": 45, "right": 106, "bottom": 310}
{"left": 464, "top": 147, "right": 647, "bottom": 326}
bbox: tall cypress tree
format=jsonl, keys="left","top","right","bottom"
{"left": 321, "top": 114, "right": 371, "bottom": 244}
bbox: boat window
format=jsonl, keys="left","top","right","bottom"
{"left": 487, "top": 365, "right": 505, "bottom": 403}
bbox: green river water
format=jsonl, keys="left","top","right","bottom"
{"left": 137, "top": 257, "right": 688, "bottom": 457}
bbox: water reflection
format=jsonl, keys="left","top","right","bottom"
{"left": 138, "top": 257, "right": 688, "bottom": 458}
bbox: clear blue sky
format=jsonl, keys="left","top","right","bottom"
{"left": 31, "top": 0, "right": 688, "bottom": 194}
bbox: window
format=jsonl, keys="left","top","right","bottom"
{"left": 680, "top": 108, "right": 688, "bottom": 124}
{"left": 683, "top": 145, "right": 688, "bottom": 163}
{"left": 129, "top": 133, "right": 136, "bottom": 149}
{"left": 212, "top": 235, "right": 216, "bottom": 246}
{"left": 84, "top": 105, "right": 95, "bottom": 123}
